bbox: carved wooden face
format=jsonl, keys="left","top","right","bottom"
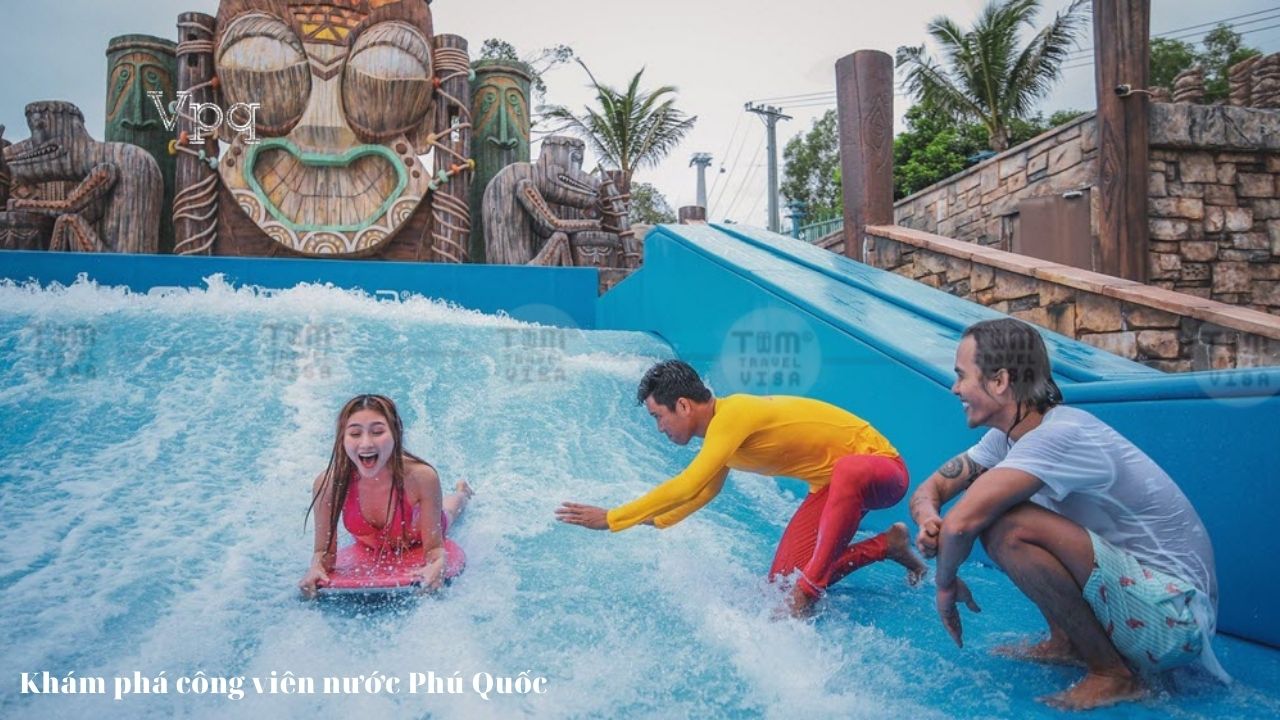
{"left": 473, "top": 72, "right": 529, "bottom": 152}
{"left": 214, "top": 0, "right": 437, "bottom": 256}
{"left": 536, "top": 137, "right": 599, "bottom": 208}
{"left": 106, "top": 44, "right": 177, "bottom": 134}
{"left": 5, "top": 103, "right": 85, "bottom": 184}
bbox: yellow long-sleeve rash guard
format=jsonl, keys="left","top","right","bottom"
{"left": 606, "top": 394, "right": 899, "bottom": 531}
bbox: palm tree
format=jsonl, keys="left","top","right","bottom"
{"left": 540, "top": 61, "right": 696, "bottom": 193}
{"left": 896, "top": 0, "right": 1088, "bottom": 153}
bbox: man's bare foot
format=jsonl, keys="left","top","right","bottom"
{"left": 1038, "top": 672, "right": 1145, "bottom": 711}
{"left": 993, "top": 637, "right": 1084, "bottom": 667}
{"left": 885, "top": 522, "right": 927, "bottom": 586}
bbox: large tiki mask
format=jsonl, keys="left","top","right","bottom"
{"left": 213, "top": 0, "right": 442, "bottom": 256}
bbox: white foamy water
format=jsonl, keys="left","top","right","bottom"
{"left": 1, "top": 278, "right": 1276, "bottom": 720}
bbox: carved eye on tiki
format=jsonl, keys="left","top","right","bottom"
{"left": 342, "top": 21, "right": 434, "bottom": 144}
{"left": 216, "top": 13, "right": 311, "bottom": 137}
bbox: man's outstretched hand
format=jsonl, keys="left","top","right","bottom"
{"left": 556, "top": 502, "right": 609, "bottom": 530}
{"left": 936, "top": 576, "right": 981, "bottom": 647}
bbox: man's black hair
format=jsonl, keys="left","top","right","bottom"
{"left": 962, "top": 318, "right": 1063, "bottom": 414}
{"left": 636, "top": 360, "right": 712, "bottom": 410}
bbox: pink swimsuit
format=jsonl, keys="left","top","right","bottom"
{"left": 342, "top": 474, "right": 448, "bottom": 548}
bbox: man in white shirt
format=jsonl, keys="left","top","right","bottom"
{"left": 909, "top": 319, "right": 1221, "bottom": 711}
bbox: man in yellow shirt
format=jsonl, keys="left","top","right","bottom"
{"left": 557, "top": 360, "right": 924, "bottom": 615}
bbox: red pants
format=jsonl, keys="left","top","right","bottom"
{"left": 768, "top": 454, "right": 909, "bottom": 598}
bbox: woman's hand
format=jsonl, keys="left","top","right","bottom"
{"left": 414, "top": 549, "right": 447, "bottom": 594}
{"left": 298, "top": 563, "right": 330, "bottom": 599}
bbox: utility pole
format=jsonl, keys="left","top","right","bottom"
{"left": 689, "top": 152, "right": 713, "bottom": 209}
{"left": 744, "top": 102, "right": 791, "bottom": 232}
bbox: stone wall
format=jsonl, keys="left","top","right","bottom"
{"left": 891, "top": 104, "right": 1280, "bottom": 316}
{"left": 860, "top": 225, "right": 1280, "bottom": 371}
{"left": 893, "top": 113, "right": 1096, "bottom": 247}
{"left": 1146, "top": 103, "right": 1280, "bottom": 313}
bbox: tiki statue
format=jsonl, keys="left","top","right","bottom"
{"left": 208, "top": 0, "right": 472, "bottom": 258}
{"left": 481, "top": 135, "right": 633, "bottom": 267}
{"left": 3, "top": 101, "right": 162, "bottom": 253}
{"left": 106, "top": 34, "right": 179, "bottom": 253}
{"left": 468, "top": 59, "right": 533, "bottom": 263}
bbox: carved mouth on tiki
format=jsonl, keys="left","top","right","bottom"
{"left": 7, "top": 142, "right": 65, "bottom": 167}
{"left": 243, "top": 140, "right": 410, "bottom": 232}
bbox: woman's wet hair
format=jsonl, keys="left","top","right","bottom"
{"left": 962, "top": 319, "right": 1063, "bottom": 414}
{"left": 304, "top": 394, "right": 427, "bottom": 548}
{"left": 636, "top": 360, "right": 712, "bottom": 410}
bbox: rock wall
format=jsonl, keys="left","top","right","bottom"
{"left": 861, "top": 225, "right": 1280, "bottom": 371}
{"left": 892, "top": 104, "right": 1280, "bottom": 316}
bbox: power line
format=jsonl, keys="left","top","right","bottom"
{"left": 707, "top": 110, "right": 744, "bottom": 201}
{"left": 1063, "top": 8, "right": 1280, "bottom": 61}
{"left": 1059, "top": 20, "right": 1280, "bottom": 73}
{"left": 709, "top": 122, "right": 758, "bottom": 217}
{"left": 722, "top": 137, "right": 764, "bottom": 221}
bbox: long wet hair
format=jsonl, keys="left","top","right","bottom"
{"left": 962, "top": 319, "right": 1063, "bottom": 437}
{"left": 304, "top": 394, "right": 428, "bottom": 549}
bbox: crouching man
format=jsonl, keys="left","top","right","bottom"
{"left": 910, "top": 318, "right": 1224, "bottom": 710}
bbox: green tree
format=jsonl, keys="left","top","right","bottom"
{"left": 781, "top": 110, "right": 842, "bottom": 221}
{"left": 894, "top": 104, "right": 989, "bottom": 199}
{"left": 479, "top": 39, "right": 575, "bottom": 102}
{"left": 1146, "top": 26, "right": 1260, "bottom": 103}
{"left": 1200, "top": 24, "right": 1261, "bottom": 102}
{"left": 1149, "top": 37, "right": 1198, "bottom": 90}
{"left": 628, "top": 182, "right": 677, "bottom": 224}
{"left": 541, "top": 61, "right": 697, "bottom": 191}
{"left": 896, "top": 0, "right": 1088, "bottom": 152}
{"left": 893, "top": 104, "right": 1085, "bottom": 199}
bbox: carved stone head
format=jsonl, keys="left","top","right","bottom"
{"left": 535, "top": 135, "right": 598, "bottom": 208}
{"left": 5, "top": 101, "right": 92, "bottom": 185}
{"left": 213, "top": 0, "right": 439, "bottom": 255}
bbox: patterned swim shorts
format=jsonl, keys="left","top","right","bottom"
{"left": 1082, "top": 530, "right": 1207, "bottom": 672}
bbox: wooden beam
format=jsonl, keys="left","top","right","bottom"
{"left": 1093, "top": 0, "right": 1150, "bottom": 281}
{"left": 835, "top": 50, "right": 894, "bottom": 262}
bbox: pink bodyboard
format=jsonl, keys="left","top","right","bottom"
{"left": 318, "top": 539, "right": 466, "bottom": 596}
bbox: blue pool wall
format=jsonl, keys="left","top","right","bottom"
{"left": 0, "top": 250, "right": 599, "bottom": 328}
{"left": 598, "top": 223, "right": 1280, "bottom": 649}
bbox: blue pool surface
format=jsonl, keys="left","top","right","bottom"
{"left": 2, "top": 278, "right": 1279, "bottom": 719}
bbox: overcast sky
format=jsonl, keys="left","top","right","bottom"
{"left": 2, "top": 1, "right": 1279, "bottom": 227}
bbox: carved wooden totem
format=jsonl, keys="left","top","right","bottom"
{"left": 204, "top": 0, "right": 471, "bottom": 259}
{"left": 481, "top": 135, "right": 634, "bottom": 282}
{"left": 0, "top": 128, "right": 53, "bottom": 250}
{"left": 3, "top": 101, "right": 162, "bottom": 253}
{"left": 469, "top": 59, "right": 532, "bottom": 264}
{"left": 106, "top": 35, "right": 179, "bottom": 253}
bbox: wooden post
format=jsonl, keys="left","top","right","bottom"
{"left": 172, "top": 12, "right": 219, "bottom": 256}
{"left": 429, "top": 34, "right": 473, "bottom": 263}
{"left": 835, "top": 50, "right": 894, "bottom": 262}
{"left": 678, "top": 206, "right": 706, "bottom": 224}
{"left": 1093, "top": 0, "right": 1150, "bottom": 281}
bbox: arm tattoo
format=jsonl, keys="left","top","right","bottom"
{"left": 938, "top": 454, "right": 987, "bottom": 487}
{"left": 939, "top": 456, "right": 965, "bottom": 479}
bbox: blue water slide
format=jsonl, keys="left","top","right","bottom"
{"left": 599, "top": 223, "right": 1280, "bottom": 648}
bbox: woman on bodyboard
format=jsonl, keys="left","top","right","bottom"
{"left": 299, "top": 394, "right": 471, "bottom": 598}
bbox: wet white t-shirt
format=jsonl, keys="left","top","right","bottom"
{"left": 966, "top": 406, "right": 1218, "bottom": 620}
